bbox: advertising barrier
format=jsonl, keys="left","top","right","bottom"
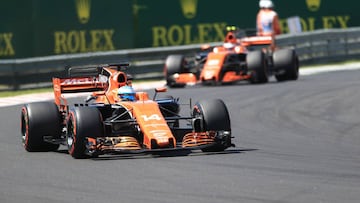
{"left": 0, "top": 0, "right": 133, "bottom": 58}
{"left": 0, "top": 0, "right": 359, "bottom": 59}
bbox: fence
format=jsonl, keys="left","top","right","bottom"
{"left": 0, "top": 27, "right": 359, "bottom": 91}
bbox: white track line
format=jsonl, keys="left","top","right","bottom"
{"left": 1, "top": 62, "right": 360, "bottom": 108}
{"left": 300, "top": 62, "right": 360, "bottom": 75}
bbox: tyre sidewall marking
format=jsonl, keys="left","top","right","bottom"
{"left": 68, "top": 111, "right": 77, "bottom": 155}
{"left": 21, "top": 107, "right": 30, "bottom": 148}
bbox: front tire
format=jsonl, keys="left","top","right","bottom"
{"left": 67, "top": 107, "right": 104, "bottom": 159}
{"left": 192, "top": 99, "right": 231, "bottom": 152}
{"left": 273, "top": 49, "right": 299, "bottom": 81}
{"left": 164, "top": 55, "right": 186, "bottom": 87}
{"left": 247, "top": 50, "right": 268, "bottom": 84}
{"left": 21, "top": 102, "right": 61, "bottom": 152}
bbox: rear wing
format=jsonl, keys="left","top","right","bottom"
{"left": 53, "top": 63, "right": 130, "bottom": 106}
{"left": 240, "top": 35, "right": 276, "bottom": 51}
{"left": 240, "top": 36, "right": 273, "bottom": 47}
{"left": 66, "top": 63, "right": 130, "bottom": 77}
{"left": 52, "top": 76, "right": 108, "bottom": 106}
{"left": 53, "top": 76, "right": 107, "bottom": 93}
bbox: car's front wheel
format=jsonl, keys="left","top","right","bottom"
{"left": 273, "top": 49, "right": 299, "bottom": 81}
{"left": 247, "top": 50, "right": 268, "bottom": 84}
{"left": 67, "top": 107, "right": 104, "bottom": 159}
{"left": 164, "top": 54, "right": 187, "bottom": 87}
{"left": 192, "top": 99, "right": 232, "bottom": 152}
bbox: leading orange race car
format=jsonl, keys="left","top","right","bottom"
{"left": 21, "top": 63, "right": 234, "bottom": 159}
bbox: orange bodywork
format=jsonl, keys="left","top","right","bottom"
{"left": 121, "top": 100, "right": 176, "bottom": 148}
{"left": 173, "top": 47, "right": 251, "bottom": 85}
{"left": 240, "top": 35, "right": 273, "bottom": 47}
{"left": 172, "top": 73, "right": 197, "bottom": 85}
{"left": 200, "top": 52, "right": 227, "bottom": 81}
{"left": 87, "top": 136, "right": 142, "bottom": 152}
{"left": 182, "top": 131, "right": 217, "bottom": 148}
{"left": 175, "top": 43, "right": 250, "bottom": 84}
{"left": 240, "top": 35, "right": 275, "bottom": 51}
{"left": 169, "top": 30, "right": 276, "bottom": 86}
{"left": 222, "top": 71, "right": 251, "bottom": 82}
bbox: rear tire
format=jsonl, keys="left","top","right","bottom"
{"left": 67, "top": 107, "right": 104, "bottom": 159}
{"left": 247, "top": 50, "right": 268, "bottom": 84}
{"left": 164, "top": 55, "right": 186, "bottom": 87}
{"left": 192, "top": 99, "right": 231, "bottom": 152}
{"left": 273, "top": 49, "right": 299, "bottom": 81}
{"left": 21, "top": 102, "right": 61, "bottom": 152}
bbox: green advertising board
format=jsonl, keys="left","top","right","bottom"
{"left": 33, "top": 0, "right": 133, "bottom": 57}
{"left": 134, "top": 0, "right": 258, "bottom": 48}
{"left": 135, "top": 0, "right": 359, "bottom": 48}
{"left": 0, "top": 0, "right": 359, "bottom": 59}
{"left": 0, "top": 0, "right": 133, "bottom": 59}
{"left": 0, "top": 1, "right": 33, "bottom": 58}
{"left": 277, "top": 0, "right": 358, "bottom": 32}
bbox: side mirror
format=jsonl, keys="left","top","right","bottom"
{"left": 153, "top": 86, "right": 167, "bottom": 100}
{"left": 155, "top": 87, "right": 167, "bottom": 93}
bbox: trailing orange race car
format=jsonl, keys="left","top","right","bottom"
{"left": 21, "top": 63, "right": 234, "bottom": 159}
{"left": 164, "top": 26, "right": 299, "bottom": 87}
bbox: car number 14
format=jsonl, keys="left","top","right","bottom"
{"left": 141, "top": 114, "right": 161, "bottom": 122}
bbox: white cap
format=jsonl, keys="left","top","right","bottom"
{"left": 259, "top": 0, "right": 274, "bottom": 8}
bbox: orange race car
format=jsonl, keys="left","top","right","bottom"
{"left": 21, "top": 63, "right": 234, "bottom": 159}
{"left": 164, "top": 26, "right": 299, "bottom": 87}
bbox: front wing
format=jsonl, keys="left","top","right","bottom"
{"left": 85, "top": 131, "right": 232, "bottom": 156}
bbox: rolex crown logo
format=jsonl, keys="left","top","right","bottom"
{"left": 306, "top": 0, "right": 321, "bottom": 12}
{"left": 75, "top": 0, "right": 91, "bottom": 24}
{"left": 180, "top": 0, "right": 198, "bottom": 19}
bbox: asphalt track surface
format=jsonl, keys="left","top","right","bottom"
{"left": 1, "top": 68, "right": 360, "bottom": 203}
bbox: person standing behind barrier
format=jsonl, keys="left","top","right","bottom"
{"left": 256, "top": 0, "right": 281, "bottom": 36}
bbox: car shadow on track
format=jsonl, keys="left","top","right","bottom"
{"left": 186, "top": 79, "right": 285, "bottom": 90}
{"left": 89, "top": 148, "right": 257, "bottom": 161}
{"left": 54, "top": 148, "right": 257, "bottom": 160}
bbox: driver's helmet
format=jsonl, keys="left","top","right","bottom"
{"left": 259, "top": 0, "right": 274, "bottom": 8}
{"left": 224, "top": 32, "right": 237, "bottom": 43}
{"left": 117, "top": 85, "right": 136, "bottom": 101}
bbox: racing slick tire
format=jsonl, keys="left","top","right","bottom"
{"left": 247, "top": 50, "right": 268, "bottom": 84}
{"left": 67, "top": 107, "right": 104, "bottom": 159}
{"left": 21, "top": 102, "right": 61, "bottom": 152}
{"left": 273, "top": 49, "right": 299, "bottom": 81}
{"left": 164, "top": 54, "right": 186, "bottom": 88}
{"left": 192, "top": 99, "right": 231, "bottom": 152}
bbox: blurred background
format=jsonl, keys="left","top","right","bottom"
{"left": 1, "top": 0, "right": 358, "bottom": 58}
{"left": 0, "top": 0, "right": 359, "bottom": 90}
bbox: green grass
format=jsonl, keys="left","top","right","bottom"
{"left": 0, "top": 87, "right": 53, "bottom": 98}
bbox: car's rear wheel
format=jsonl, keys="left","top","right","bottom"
{"left": 164, "top": 54, "right": 186, "bottom": 87}
{"left": 273, "top": 49, "right": 299, "bottom": 81}
{"left": 247, "top": 50, "right": 268, "bottom": 84}
{"left": 192, "top": 99, "right": 231, "bottom": 152}
{"left": 21, "top": 102, "right": 61, "bottom": 152}
{"left": 67, "top": 107, "right": 104, "bottom": 159}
